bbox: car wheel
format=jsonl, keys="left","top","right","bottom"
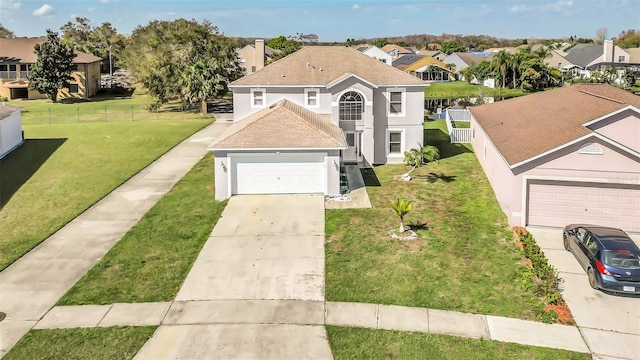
{"left": 563, "top": 234, "right": 570, "bottom": 251}
{"left": 587, "top": 268, "right": 599, "bottom": 290}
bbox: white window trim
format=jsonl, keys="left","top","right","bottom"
{"left": 386, "top": 128, "right": 405, "bottom": 158}
{"left": 304, "top": 88, "right": 320, "bottom": 108}
{"left": 251, "top": 88, "right": 266, "bottom": 108}
{"left": 387, "top": 88, "right": 406, "bottom": 117}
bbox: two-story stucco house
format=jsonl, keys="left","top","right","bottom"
{"left": 209, "top": 46, "right": 426, "bottom": 200}
{"left": 0, "top": 37, "right": 102, "bottom": 101}
{"left": 469, "top": 84, "right": 640, "bottom": 232}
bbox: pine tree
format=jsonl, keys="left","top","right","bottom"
{"left": 28, "top": 30, "right": 75, "bottom": 103}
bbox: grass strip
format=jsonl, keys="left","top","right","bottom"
{"left": 58, "top": 153, "right": 225, "bottom": 304}
{"left": 3, "top": 326, "right": 156, "bottom": 360}
{"left": 326, "top": 326, "right": 590, "bottom": 360}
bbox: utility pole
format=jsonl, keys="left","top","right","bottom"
{"left": 109, "top": 45, "right": 113, "bottom": 89}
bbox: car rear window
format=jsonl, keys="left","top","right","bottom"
{"left": 603, "top": 250, "right": 640, "bottom": 269}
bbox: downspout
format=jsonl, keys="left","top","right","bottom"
{"left": 84, "top": 63, "right": 89, "bottom": 99}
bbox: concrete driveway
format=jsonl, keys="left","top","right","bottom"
{"left": 528, "top": 227, "right": 640, "bottom": 360}
{"left": 134, "top": 195, "right": 332, "bottom": 360}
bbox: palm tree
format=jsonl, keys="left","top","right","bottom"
{"left": 389, "top": 198, "right": 412, "bottom": 233}
{"left": 421, "top": 145, "right": 440, "bottom": 164}
{"left": 492, "top": 50, "right": 510, "bottom": 88}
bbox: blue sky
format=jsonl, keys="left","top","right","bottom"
{"left": 1, "top": 0, "right": 638, "bottom": 41}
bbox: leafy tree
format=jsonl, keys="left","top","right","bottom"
{"left": 0, "top": 23, "right": 15, "bottom": 38}
{"left": 617, "top": 32, "right": 640, "bottom": 48}
{"left": 389, "top": 198, "right": 412, "bottom": 233}
{"left": 28, "top": 30, "right": 75, "bottom": 103}
{"left": 267, "top": 35, "right": 300, "bottom": 59}
{"left": 123, "top": 19, "right": 242, "bottom": 110}
{"left": 372, "top": 38, "right": 389, "bottom": 48}
{"left": 294, "top": 32, "right": 319, "bottom": 45}
{"left": 440, "top": 40, "right": 464, "bottom": 54}
{"left": 60, "top": 17, "right": 127, "bottom": 71}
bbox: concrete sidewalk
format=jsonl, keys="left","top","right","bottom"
{"left": 0, "top": 121, "right": 230, "bottom": 357}
{"left": 34, "top": 300, "right": 591, "bottom": 355}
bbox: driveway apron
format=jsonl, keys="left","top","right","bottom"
{"left": 134, "top": 195, "right": 333, "bottom": 360}
{"left": 528, "top": 227, "right": 640, "bottom": 360}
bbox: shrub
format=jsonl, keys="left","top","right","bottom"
{"left": 514, "top": 228, "right": 563, "bottom": 320}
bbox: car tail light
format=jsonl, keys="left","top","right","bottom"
{"left": 596, "top": 260, "right": 612, "bottom": 275}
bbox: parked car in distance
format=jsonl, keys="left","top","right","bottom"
{"left": 563, "top": 224, "right": 640, "bottom": 295}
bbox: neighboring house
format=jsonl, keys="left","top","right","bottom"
{"left": 564, "top": 40, "right": 631, "bottom": 79}
{"left": 209, "top": 46, "right": 426, "bottom": 200}
{"left": 626, "top": 47, "right": 640, "bottom": 72}
{"left": 381, "top": 44, "right": 415, "bottom": 59}
{"left": 356, "top": 45, "right": 392, "bottom": 65}
{"left": 469, "top": 84, "right": 640, "bottom": 232}
{"left": 392, "top": 55, "right": 425, "bottom": 71}
{"left": 403, "top": 56, "right": 452, "bottom": 82}
{"left": 416, "top": 50, "right": 447, "bottom": 61}
{"left": 236, "top": 39, "right": 281, "bottom": 75}
{"left": 0, "top": 37, "right": 102, "bottom": 100}
{"left": 0, "top": 103, "right": 23, "bottom": 158}
{"left": 443, "top": 52, "right": 492, "bottom": 74}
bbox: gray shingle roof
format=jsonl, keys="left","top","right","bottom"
{"left": 564, "top": 44, "right": 602, "bottom": 68}
{"left": 0, "top": 104, "right": 22, "bottom": 120}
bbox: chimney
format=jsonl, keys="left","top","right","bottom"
{"left": 255, "top": 39, "right": 265, "bottom": 72}
{"left": 603, "top": 39, "right": 614, "bottom": 63}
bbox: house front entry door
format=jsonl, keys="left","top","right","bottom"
{"left": 343, "top": 131, "right": 362, "bottom": 163}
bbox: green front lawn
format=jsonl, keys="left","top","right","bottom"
{"left": 325, "top": 119, "right": 547, "bottom": 320}
{"left": 426, "top": 81, "right": 526, "bottom": 99}
{"left": 0, "top": 119, "right": 211, "bottom": 271}
{"left": 3, "top": 326, "right": 156, "bottom": 360}
{"left": 58, "top": 153, "right": 225, "bottom": 304}
{"left": 327, "top": 327, "right": 590, "bottom": 360}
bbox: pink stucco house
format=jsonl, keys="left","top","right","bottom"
{"left": 469, "top": 84, "right": 640, "bottom": 232}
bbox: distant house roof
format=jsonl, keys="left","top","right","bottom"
{"left": 470, "top": 83, "right": 640, "bottom": 167}
{"left": 230, "top": 46, "right": 425, "bottom": 87}
{"left": 381, "top": 44, "right": 413, "bottom": 54}
{"left": 0, "top": 104, "right": 22, "bottom": 121}
{"left": 403, "top": 57, "right": 449, "bottom": 72}
{"left": 209, "top": 99, "right": 346, "bottom": 150}
{"left": 450, "top": 52, "right": 492, "bottom": 66}
{"left": 416, "top": 50, "right": 442, "bottom": 57}
{"left": 564, "top": 44, "right": 602, "bottom": 68}
{"left": 392, "top": 54, "right": 425, "bottom": 70}
{"left": 0, "top": 37, "right": 102, "bottom": 64}
{"left": 356, "top": 46, "right": 370, "bottom": 52}
{"left": 240, "top": 43, "right": 281, "bottom": 57}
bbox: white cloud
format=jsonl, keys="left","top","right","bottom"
{"left": 508, "top": 4, "right": 531, "bottom": 13}
{"left": 69, "top": 13, "right": 77, "bottom": 19}
{"left": 167, "top": 11, "right": 176, "bottom": 16}
{"left": 87, "top": 7, "right": 95, "bottom": 12}
{"left": 352, "top": 4, "right": 360, "bottom": 10}
{"left": 1, "top": 0, "right": 22, "bottom": 10}
{"left": 99, "top": 0, "right": 109, "bottom": 3}
{"left": 543, "top": 0, "right": 574, "bottom": 12}
{"left": 33, "top": 4, "right": 55, "bottom": 17}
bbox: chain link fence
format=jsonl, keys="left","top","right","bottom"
{"left": 21, "top": 105, "right": 205, "bottom": 125}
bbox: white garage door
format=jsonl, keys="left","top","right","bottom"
{"left": 232, "top": 155, "right": 326, "bottom": 195}
{"left": 527, "top": 181, "right": 640, "bottom": 232}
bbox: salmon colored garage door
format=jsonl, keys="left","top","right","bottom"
{"left": 527, "top": 181, "right": 640, "bottom": 232}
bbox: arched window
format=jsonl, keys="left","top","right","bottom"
{"left": 339, "top": 91, "right": 363, "bottom": 121}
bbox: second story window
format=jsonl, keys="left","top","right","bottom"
{"left": 618, "top": 55, "right": 625, "bottom": 62}
{"left": 251, "top": 88, "right": 266, "bottom": 108}
{"left": 305, "top": 88, "right": 319, "bottom": 108}
{"left": 389, "top": 90, "right": 404, "bottom": 115}
{"left": 339, "top": 91, "right": 363, "bottom": 121}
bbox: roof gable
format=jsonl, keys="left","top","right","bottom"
{"left": 209, "top": 99, "right": 347, "bottom": 150}
{"left": 230, "top": 46, "right": 425, "bottom": 87}
{"left": 470, "top": 83, "right": 640, "bottom": 168}
{"left": 564, "top": 44, "right": 602, "bottom": 67}
{"left": 404, "top": 57, "right": 448, "bottom": 72}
